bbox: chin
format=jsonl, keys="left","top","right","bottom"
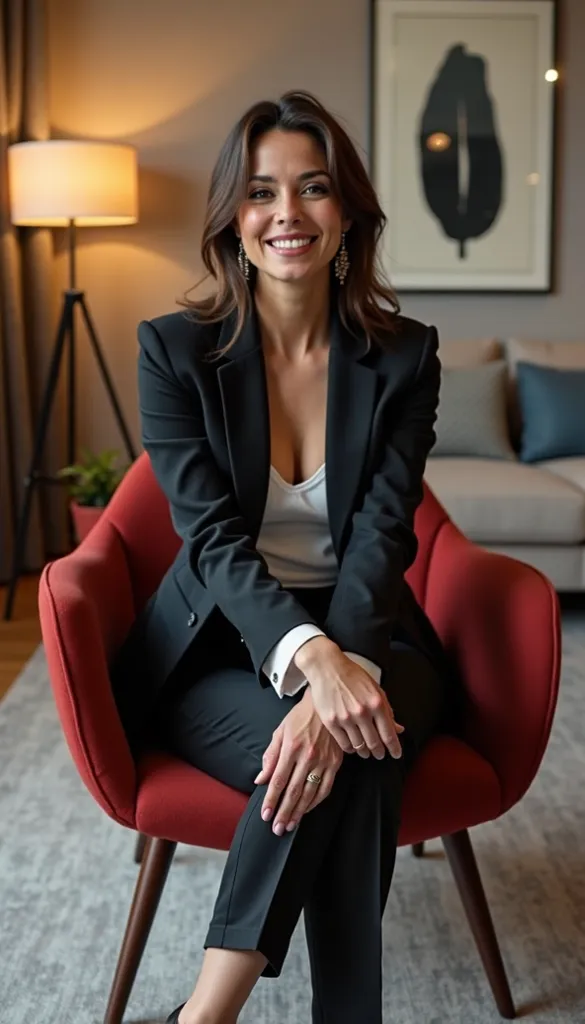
{"left": 263, "top": 264, "right": 324, "bottom": 286}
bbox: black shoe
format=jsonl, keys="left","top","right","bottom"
{"left": 165, "top": 1005, "right": 185, "bottom": 1024}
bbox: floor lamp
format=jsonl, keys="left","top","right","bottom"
{"left": 3, "top": 140, "right": 139, "bottom": 621}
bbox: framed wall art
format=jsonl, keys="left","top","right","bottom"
{"left": 369, "top": 0, "right": 558, "bottom": 292}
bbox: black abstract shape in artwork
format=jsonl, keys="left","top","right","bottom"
{"left": 419, "top": 43, "right": 504, "bottom": 259}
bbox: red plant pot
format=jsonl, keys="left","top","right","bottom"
{"left": 70, "top": 501, "right": 106, "bottom": 544}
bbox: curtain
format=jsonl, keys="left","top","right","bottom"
{"left": 0, "top": 0, "right": 67, "bottom": 588}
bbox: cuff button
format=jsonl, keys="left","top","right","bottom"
{"left": 272, "top": 672, "right": 279, "bottom": 683}
{"left": 187, "top": 612, "right": 198, "bottom": 627}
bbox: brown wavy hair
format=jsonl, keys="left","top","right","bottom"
{"left": 180, "top": 89, "right": 400, "bottom": 358}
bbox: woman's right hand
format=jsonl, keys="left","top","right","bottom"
{"left": 294, "top": 637, "right": 404, "bottom": 760}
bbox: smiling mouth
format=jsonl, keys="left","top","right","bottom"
{"left": 265, "top": 236, "right": 318, "bottom": 253}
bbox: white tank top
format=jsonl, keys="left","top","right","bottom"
{"left": 256, "top": 462, "right": 338, "bottom": 588}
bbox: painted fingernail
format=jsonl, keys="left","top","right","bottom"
{"left": 273, "top": 822, "right": 284, "bottom": 836}
{"left": 262, "top": 808, "right": 272, "bottom": 821}
{"left": 254, "top": 772, "right": 262, "bottom": 783}
{"left": 286, "top": 821, "right": 297, "bottom": 832}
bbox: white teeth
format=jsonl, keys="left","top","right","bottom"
{"left": 270, "top": 237, "right": 313, "bottom": 249}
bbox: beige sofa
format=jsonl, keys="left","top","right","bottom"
{"left": 424, "top": 337, "right": 585, "bottom": 591}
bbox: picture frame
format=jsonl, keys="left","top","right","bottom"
{"left": 368, "top": 0, "right": 558, "bottom": 293}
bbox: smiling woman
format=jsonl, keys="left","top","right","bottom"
{"left": 180, "top": 89, "right": 400, "bottom": 356}
{"left": 114, "top": 88, "right": 449, "bottom": 1024}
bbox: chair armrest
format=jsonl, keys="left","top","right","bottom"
{"left": 38, "top": 519, "right": 139, "bottom": 827}
{"left": 424, "top": 519, "right": 561, "bottom": 814}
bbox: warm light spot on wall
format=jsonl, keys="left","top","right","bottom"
{"left": 48, "top": 14, "right": 271, "bottom": 139}
{"left": 545, "top": 69, "right": 559, "bottom": 82}
{"left": 426, "top": 132, "right": 451, "bottom": 152}
{"left": 526, "top": 172, "right": 540, "bottom": 185}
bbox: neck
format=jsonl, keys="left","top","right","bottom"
{"left": 253, "top": 268, "right": 331, "bottom": 361}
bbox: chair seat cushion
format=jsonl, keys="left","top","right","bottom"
{"left": 135, "top": 752, "right": 247, "bottom": 850}
{"left": 425, "top": 457, "right": 585, "bottom": 543}
{"left": 134, "top": 737, "right": 501, "bottom": 850}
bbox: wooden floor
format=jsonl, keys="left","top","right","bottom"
{"left": 0, "top": 574, "right": 42, "bottom": 701}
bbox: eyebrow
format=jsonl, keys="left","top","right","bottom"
{"left": 248, "top": 170, "right": 332, "bottom": 183}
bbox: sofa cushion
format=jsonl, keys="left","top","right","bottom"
{"left": 480, "top": 544, "right": 585, "bottom": 591}
{"left": 516, "top": 362, "right": 585, "bottom": 462}
{"left": 538, "top": 457, "right": 585, "bottom": 491}
{"left": 432, "top": 361, "right": 515, "bottom": 459}
{"left": 508, "top": 338, "right": 585, "bottom": 371}
{"left": 439, "top": 337, "right": 502, "bottom": 368}
{"left": 506, "top": 338, "right": 585, "bottom": 445}
{"left": 424, "top": 457, "right": 585, "bottom": 543}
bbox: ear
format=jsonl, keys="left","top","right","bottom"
{"left": 341, "top": 217, "right": 352, "bottom": 235}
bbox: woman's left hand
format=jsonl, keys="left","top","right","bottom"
{"left": 254, "top": 687, "right": 344, "bottom": 835}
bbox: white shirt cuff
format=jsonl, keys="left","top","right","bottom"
{"left": 262, "top": 625, "right": 383, "bottom": 698}
{"left": 262, "top": 624, "right": 326, "bottom": 697}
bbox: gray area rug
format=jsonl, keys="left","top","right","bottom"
{"left": 1, "top": 612, "right": 585, "bottom": 1024}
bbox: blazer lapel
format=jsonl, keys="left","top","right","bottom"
{"left": 216, "top": 302, "right": 379, "bottom": 558}
{"left": 326, "top": 308, "right": 378, "bottom": 559}
{"left": 217, "top": 306, "right": 270, "bottom": 542}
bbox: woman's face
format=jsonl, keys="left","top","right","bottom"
{"left": 235, "top": 129, "right": 351, "bottom": 285}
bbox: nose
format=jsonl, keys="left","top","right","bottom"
{"left": 275, "top": 189, "right": 302, "bottom": 225}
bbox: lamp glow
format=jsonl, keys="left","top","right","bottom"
{"left": 3, "top": 140, "right": 139, "bottom": 621}
{"left": 8, "top": 140, "right": 138, "bottom": 227}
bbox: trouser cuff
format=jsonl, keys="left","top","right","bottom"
{"left": 204, "top": 924, "right": 286, "bottom": 978}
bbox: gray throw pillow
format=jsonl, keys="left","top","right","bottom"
{"left": 432, "top": 360, "right": 515, "bottom": 459}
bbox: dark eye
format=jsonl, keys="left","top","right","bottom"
{"left": 248, "top": 188, "right": 273, "bottom": 200}
{"left": 303, "top": 183, "right": 328, "bottom": 195}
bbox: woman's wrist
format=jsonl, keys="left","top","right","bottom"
{"left": 293, "top": 635, "right": 340, "bottom": 676}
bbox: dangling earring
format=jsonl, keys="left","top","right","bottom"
{"left": 334, "top": 232, "right": 349, "bottom": 285}
{"left": 238, "top": 239, "right": 250, "bottom": 280}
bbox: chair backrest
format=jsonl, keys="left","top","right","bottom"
{"left": 39, "top": 521, "right": 140, "bottom": 825}
{"left": 407, "top": 482, "right": 451, "bottom": 606}
{"left": 38, "top": 453, "right": 179, "bottom": 826}
{"left": 103, "top": 452, "right": 181, "bottom": 614}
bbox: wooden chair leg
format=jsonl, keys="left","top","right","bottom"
{"left": 133, "top": 832, "right": 149, "bottom": 864}
{"left": 103, "top": 836, "right": 177, "bottom": 1024}
{"left": 442, "top": 829, "right": 515, "bottom": 1019}
{"left": 412, "top": 841, "right": 425, "bottom": 858}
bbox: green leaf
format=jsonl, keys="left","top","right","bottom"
{"left": 58, "top": 448, "right": 129, "bottom": 506}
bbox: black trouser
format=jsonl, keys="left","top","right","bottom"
{"left": 154, "top": 586, "right": 446, "bottom": 1024}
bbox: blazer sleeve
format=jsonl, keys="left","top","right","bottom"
{"left": 322, "top": 325, "right": 441, "bottom": 674}
{"left": 137, "top": 319, "right": 319, "bottom": 682}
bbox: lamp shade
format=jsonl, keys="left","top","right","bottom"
{"left": 8, "top": 140, "right": 138, "bottom": 227}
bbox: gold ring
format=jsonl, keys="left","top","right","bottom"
{"left": 306, "top": 772, "right": 322, "bottom": 785}
{"left": 353, "top": 742, "right": 366, "bottom": 750}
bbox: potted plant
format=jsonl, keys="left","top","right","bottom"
{"left": 58, "top": 448, "right": 128, "bottom": 543}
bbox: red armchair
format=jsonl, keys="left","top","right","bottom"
{"left": 38, "top": 453, "right": 561, "bottom": 1024}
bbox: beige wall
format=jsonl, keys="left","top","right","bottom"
{"left": 47, "top": 0, "right": 582, "bottom": 454}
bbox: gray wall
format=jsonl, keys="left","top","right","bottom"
{"left": 47, "top": 0, "right": 583, "bottom": 451}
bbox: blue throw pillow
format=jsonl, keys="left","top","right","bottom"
{"left": 516, "top": 361, "right": 585, "bottom": 462}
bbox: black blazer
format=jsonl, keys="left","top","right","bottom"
{"left": 111, "top": 301, "right": 455, "bottom": 749}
